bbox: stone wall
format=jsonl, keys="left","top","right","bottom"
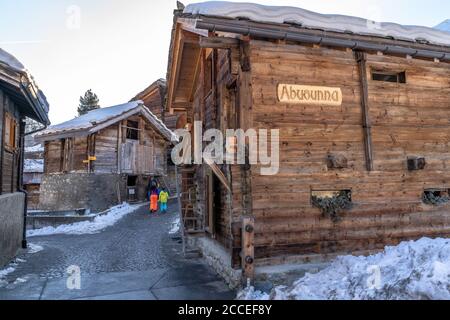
{"left": 0, "top": 193, "right": 25, "bottom": 267}
{"left": 39, "top": 173, "right": 128, "bottom": 213}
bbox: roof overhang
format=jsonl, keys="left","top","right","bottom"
{"left": 166, "top": 19, "right": 203, "bottom": 114}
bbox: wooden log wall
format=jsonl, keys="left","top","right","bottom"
{"left": 247, "top": 40, "right": 450, "bottom": 260}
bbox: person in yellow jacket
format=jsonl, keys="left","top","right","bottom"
{"left": 159, "top": 188, "right": 170, "bottom": 213}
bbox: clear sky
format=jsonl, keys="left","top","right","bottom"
{"left": 1, "top": 0, "right": 449, "bottom": 124}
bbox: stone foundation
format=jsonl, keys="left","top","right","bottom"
{"left": 193, "top": 236, "right": 242, "bottom": 289}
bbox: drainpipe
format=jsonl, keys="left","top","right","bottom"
{"left": 18, "top": 120, "right": 48, "bottom": 249}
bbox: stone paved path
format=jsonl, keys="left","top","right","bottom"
{"left": 0, "top": 201, "right": 235, "bottom": 300}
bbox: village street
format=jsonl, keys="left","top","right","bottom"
{"left": 0, "top": 201, "right": 235, "bottom": 300}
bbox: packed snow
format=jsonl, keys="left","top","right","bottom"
{"left": 239, "top": 238, "right": 450, "bottom": 300}
{"left": 36, "top": 101, "right": 176, "bottom": 142}
{"left": 27, "top": 203, "right": 140, "bottom": 237}
{"left": 169, "top": 217, "right": 181, "bottom": 234}
{"left": 185, "top": 2, "right": 450, "bottom": 47}
{"left": 28, "top": 243, "right": 44, "bottom": 254}
{"left": 24, "top": 159, "right": 44, "bottom": 173}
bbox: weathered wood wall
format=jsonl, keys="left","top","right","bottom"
{"left": 248, "top": 40, "right": 450, "bottom": 260}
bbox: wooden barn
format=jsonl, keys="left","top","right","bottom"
{"left": 35, "top": 101, "right": 175, "bottom": 212}
{"left": 0, "top": 48, "right": 50, "bottom": 266}
{"left": 166, "top": 1, "right": 450, "bottom": 282}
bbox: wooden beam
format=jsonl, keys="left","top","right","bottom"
{"left": 199, "top": 37, "right": 239, "bottom": 49}
{"left": 355, "top": 51, "right": 374, "bottom": 172}
{"left": 241, "top": 216, "right": 255, "bottom": 283}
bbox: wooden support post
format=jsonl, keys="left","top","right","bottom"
{"left": 355, "top": 51, "right": 374, "bottom": 172}
{"left": 241, "top": 216, "right": 255, "bottom": 283}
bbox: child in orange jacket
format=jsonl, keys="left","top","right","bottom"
{"left": 150, "top": 189, "right": 159, "bottom": 213}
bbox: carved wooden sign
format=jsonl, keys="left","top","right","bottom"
{"left": 277, "top": 84, "right": 343, "bottom": 106}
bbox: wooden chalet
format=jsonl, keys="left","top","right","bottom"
{"left": 0, "top": 48, "right": 50, "bottom": 266}
{"left": 166, "top": 1, "right": 450, "bottom": 280}
{"left": 35, "top": 101, "right": 175, "bottom": 212}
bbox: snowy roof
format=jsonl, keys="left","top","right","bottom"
{"left": 0, "top": 48, "right": 50, "bottom": 124}
{"left": 435, "top": 20, "right": 450, "bottom": 33}
{"left": 36, "top": 101, "right": 176, "bottom": 142}
{"left": 184, "top": 2, "right": 450, "bottom": 47}
{"left": 24, "top": 159, "right": 44, "bottom": 173}
{"left": 0, "top": 48, "right": 26, "bottom": 72}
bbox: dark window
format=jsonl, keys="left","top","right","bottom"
{"left": 126, "top": 120, "right": 139, "bottom": 140}
{"left": 372, "top": 71, "right": 406, "bottom": 83}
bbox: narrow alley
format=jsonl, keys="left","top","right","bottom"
{"left": 0, "top": 202, "right": 235, "bottom": 300}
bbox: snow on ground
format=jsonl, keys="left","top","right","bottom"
{"left": 27, "top": 203, "right": 140, "bottom": 237}
{"left": 239, "top": 238, "right": 450, "bottom": 300}
{"left": 169, "top": 217, "right": 181, "bottom": 235}
{"left": 28, "top": 243, "right": 44, "bottom": 254}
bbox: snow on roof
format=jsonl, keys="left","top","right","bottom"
{"left": 37, "top": 101, "right": 177, "bottom": 142}
{"left": 435, "top": 20, "right": 450, "bottom": 33}
{"left": 0, "top": 48, "right": 50, "bottom": 121}
{"left": 184, "top": 1, "right": 450, "bottom": 47}
{"left": 24, "top": 159, "right": 44, "bottom": 173}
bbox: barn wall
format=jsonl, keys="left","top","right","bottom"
{"left": 0, "top": 89, "right": 20, "bottom": 194}
{"left": 248, "top": 40, "right": 450, "bottom": 260}
{"left": 95, "top": 125, "right": 119, "bottom": 173}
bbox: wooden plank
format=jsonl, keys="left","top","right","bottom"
{"left": 355, "top": 51, "right": 374, "bottom": 171}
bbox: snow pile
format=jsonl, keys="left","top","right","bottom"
{"left": 239, "top": 238, "right": 450, "bottom": 300}
{"left": 0, "top": 48, "right": 25, "bottom": 71}
{"left": 435, "top": 20, "right": 450, "bottom": 33}
{"left": 27, "top": 203, "right": 140, "bottom": 237}
{"left": 169, "top": 217, "right": 181, "bottom": 234}
{"left": 24, "top": 159, "right": 44, "bottom": 173}
{"left": 28, "top": 243, "right": 44, "bottom": 254}
{"left": 184, "top": 2, "right": 450, "bottom": 47}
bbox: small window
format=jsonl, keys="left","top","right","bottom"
{"left": 127, "top": 175, "right": 138, "bottom": 187}
{"left": 3, "top": 113, "right": 17, "bottom": 151}
{"left": 372, "top": 71, "right": 406, "bottom": 83}
{"left": 126, "top": 120, "right": 139, "bottom": 140}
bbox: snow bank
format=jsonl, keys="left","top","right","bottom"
{"left": 185, "top": 2, "right": 450, "bottom": 47}
{"left": 239, "top": 238, "right": 450, "bottom": 300}
{"left": 27, "top": 203, "right": 140, "bottom": 237}
{"left": 169, "top": 217, "right": 181, "bottom": 235}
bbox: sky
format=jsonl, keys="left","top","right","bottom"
{"left": 1, "top": 0, "right": 449, "bottom": 124}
